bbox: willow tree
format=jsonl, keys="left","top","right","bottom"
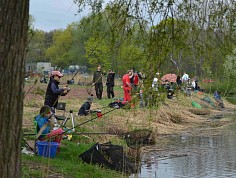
{"left": 74, "top": 0, "right": 236, "bottom": 78}
{"left": 0, "top": 0, "right": 29, "bottom": 177}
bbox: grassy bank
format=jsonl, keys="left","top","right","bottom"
{"left": 22, "top": 78, "right": 236, "bottom": 177}
{"left": 22, "top": 141, "right": 123, "bottom": 178}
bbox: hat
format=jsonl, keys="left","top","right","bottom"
{"left": 51, "top": 71, "right": 63, "bottom": 77}
{"left": 86, "top": 96, "right": 93, "bottom": 103}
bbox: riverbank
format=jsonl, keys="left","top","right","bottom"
{"left": 23, "top": 83, "right": 236, "bottom": 146}
{"left": 22, "top": 84, "right": 236, "bottom": 177}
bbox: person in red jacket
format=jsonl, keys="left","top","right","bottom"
{"left": 122, "top": 70, "right": 132, "bottom": 102}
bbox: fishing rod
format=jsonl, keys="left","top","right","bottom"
{"left": 86, "top": 69, "right": 106, "bottom": 96}
{"left": 73, "top": 107, "right": 118, "bottom": 129}
{"left": 23, "top": 79, "right": 38, "bottom": 98}
{"left": 23, "top": 107, "right": 119, "bottom": 149}
{"left": 41, "top": 106, "right": 120, "bottom": 141}
{"left": 91, "top": 105, "right": 111, "bottom": 111}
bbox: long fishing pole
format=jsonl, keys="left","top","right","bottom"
{"left": 51, "top": 42, "right": 107, "bottom": 107}
{"left": 42, "top": 107, "right": 120, "bottom": 141}
{"left": 72, "top": 107, "right": 118, "bottom": 130}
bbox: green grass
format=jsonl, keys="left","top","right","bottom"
{"left": 22, "top": 140, "right": 125, "bottom": 178}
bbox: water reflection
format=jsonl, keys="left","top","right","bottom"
{"left": 131, "top": 122, "right": 236, "bottom": 178}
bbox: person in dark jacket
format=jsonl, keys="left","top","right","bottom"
{"left": 78, "top": 96, "right": 93, "bottom": 116}
{"left": 44, "top": 71, "right": 69, "bottom": 108}
{"left": 176, "top": 75, "right": 182, "bottom": 88}
{"left": 93, "top": 65, "right": 105, "bottom": 99}
{"left": 106, "top": 69, "right": 115, "bottom": 98}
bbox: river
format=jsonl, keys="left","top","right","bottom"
{"left": 131, "top": 112, "right": 236, "bottom": 178}
{"left": 226, "top": 94, "right": 236, "bottom": 105}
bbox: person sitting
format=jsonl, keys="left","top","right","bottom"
{"left": 213, "top": 91, "right": 225, "bottom": 109}
{"left": 35, "top": 105, "right": 65, "bottom": 145}
{"left": 78, "top": 96, "right": 93, "bottom": 116}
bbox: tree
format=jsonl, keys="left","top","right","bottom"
{"left": 85, "top": 36, "right": 111, "bottom": 69}
{"left": 45, "top": 27, "right": 73, "bottom": 68}
{"left": 26, "top": 29, "right": 47, "bottom": 62}
{"left": 0, "top": 0, "right": 29, "bottom": 177}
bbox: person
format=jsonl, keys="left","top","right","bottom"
{"left": 44, "top": 71, "right": 69, "bottom": 109}
{"left": 195, "top": 78, "right": 200, "bottom": 90}
{"left": 122, "top": 70, "right": 132, "bottom": 102}
{"left": 139, "top": 84, "right": 146, "bottom": 108}
{"left": 93, "top": 65, "right": 104, "bottom": 100}
{"left": 129, "top": 69, "right": 134, "bottom": 89}
{"left": 35, "top": 105, "right": 64, "bottom": 145}
{"left": 78, "top": 96, "right": 93, "bottom": 116}
{"left": 152, "top": 77, "right": 158, "bottom": 91}
{"left": 192, "top": 79, "right": 196, "bottom": 90}
{"left": 132, "top": 71, "right": 141, "bottom": 91}
{"left": 185, "top": 78, "right": 192, "bottom": 97}
{"left": 106, "top": 69, "right": 115, "bottom": 98}
{"left": 182, "top": 72, "right": 189, "bottom": 83}
{"left": 213, "top": 91, "right": 225, "bottom": 109}
{"left": 152, "top": 72, "right": 160, "bottom": 92}
{"left": 176, "top": 75, "right": 182, "bottom": 88}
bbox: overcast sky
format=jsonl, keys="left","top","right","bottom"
{"left": 29, "top": 0, "right": 88, "bottom": 31}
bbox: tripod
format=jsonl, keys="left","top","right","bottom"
{"left": 54, "top": 110, "right": 75, "bottom": 132}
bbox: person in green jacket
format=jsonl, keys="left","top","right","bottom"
{"left": 93, "top": 65, "right": 105, "bottom": 99}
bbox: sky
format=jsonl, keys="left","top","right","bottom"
{"left": 29, "top": 0, "right": 88, "bottom": 32}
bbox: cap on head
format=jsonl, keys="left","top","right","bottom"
{"left": 51, "top": 71, "right": 63, "bottom": 77}
{"left": 86, "top": 96, "right": 93, "bottom": 103}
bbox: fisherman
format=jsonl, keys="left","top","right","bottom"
{"left": 44, "top": 71, "right": 69, "bottom": 108}
{"left": 78, "top": 96, "right": 93, "bottom": 116}
{"left": 106, "top": 69, "right": 115, "bottom": 99}
{"left": 122, "top": 70, "right": 132, "bottom": 102}
{"left": 93, "top": 65, "right": 105, "bottom": 100}
{"left": 35, "top": 105, "right": 65, "bottom": 145}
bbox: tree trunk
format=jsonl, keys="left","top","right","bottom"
{"left": 0, "top": 0, "right": 29, "bottom": 177}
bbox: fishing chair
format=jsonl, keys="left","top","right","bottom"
{"left": 54, "top": 102, "right": 75, "bottom": 131}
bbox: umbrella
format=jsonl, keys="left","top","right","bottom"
{"left": 161, "top": 73, "right": 177, "bottom": 83}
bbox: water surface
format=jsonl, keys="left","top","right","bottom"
{"left": 131, "top": 115, "right": 236, "bottom": 178}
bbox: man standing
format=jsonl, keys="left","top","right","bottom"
{"left": 106, "top": 69, "right": 115, "bottom": 98}
{"left": 93, "top": 65, "right": 104, "bottom": 100}
{"left": 122, "top": 70, "right": 132, "bottom": 102}
{"left": 44, "top": 71, "right": 69, "bottom": 108}
{"left": 182, "top": 72, "right": 189, "bottom": 83}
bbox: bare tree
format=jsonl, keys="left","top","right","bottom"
{"left": 0, "top": 0, "right": 29, "bottom": 177}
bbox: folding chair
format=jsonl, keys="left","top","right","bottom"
{"left": 54, "top": 102, "right": 75, "bottom": 131}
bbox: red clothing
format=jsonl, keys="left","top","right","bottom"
{"left": 122, "top": 74, "right": 132, "bottom": 102}
{"left": 134, "top": 73, "right": 139, "bottom": 85}
{"left": 122, "top": 74, "right": 131, "bottom": 87}
{"left": 39, "top": 128, "right": 64, "bottom": 146}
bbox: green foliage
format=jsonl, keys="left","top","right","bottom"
{"left": 224, "top": 48, "right": 236, "bottom": 79}
{"left": 85, "top": 36, "right": 111, "bottom": 68}
{"left": 45, "top": 27, "right": 73, "bottom": 67}
{"left": 28, "top": 0, "right": 236, "bottom": 95}
{"left": 26, "top": 30, "right": 48, "bottom": 62}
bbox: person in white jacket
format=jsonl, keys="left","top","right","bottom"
{"left": 182, "top": 72, "right": 189, "bottom": 83}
